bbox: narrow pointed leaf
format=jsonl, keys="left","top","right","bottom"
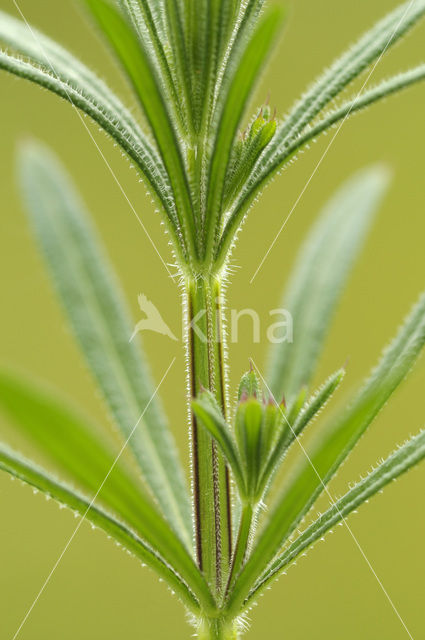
{"left": 84, "top": 0, "right": 196, "bottom": 257}
{"left": 291, "top": 369, "right": 345, "bottom": 443}
{"left": 118, "top": 0, "right": 184, "bottom": 126}
{"left": 259, "top": 0, "right": 425, "bottom": 183}
{"left": 259, "top": 65, "right": 425, "bottom": 177}
{"left": 227, "top": 291, "right": 425, "bottom": 613}
{"left": 259, "top": 369, "right": 345, "bottom": 496}
{"left": 248, "top": 428, "right": 425, "bottom": 605}
{"left": 291, "top": 65, "right": 425, "bottom": 157}
{"left": 213, "top": 0, "right": 265, "bottom": 118}
{"left": 0, "top": 369, "right": 151, "bottom": 528}
{"left": 187, "top": 0, "right": 211, "bottom": 132}
{"left": 164, "top": 0, "right": 194, "bottom": 132}
{"left": 267, "top": 167, "right": 390, "bottom": 402}
{"left": 273, "top": 0, "right": 425, "bottom": 148}
{"left": 0, "top": 444, "right": 203, "bottom": 612}
{"left": 204, "top": 7, "right": 283, "bottom": 260}
{"left": 18, "top": 142, "right": 193, "bottom": 548}
{"left": 218, "top": 0, "right": 425, "bottom": 261}
{"left": 0, "top": 12, "right": 177, "bottom": 231}
{"left": 205, "top": 0, "right": 240, "bottom": 130}
{"left": 192, "top": 394, "right": 245, "bottom": 494}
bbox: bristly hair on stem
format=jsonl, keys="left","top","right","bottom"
{"left": 0, "top": 1, "right": 425, "bottom": 639}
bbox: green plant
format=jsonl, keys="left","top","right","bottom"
{"left": 1, "top": 1, "right": 425, "bottom": 638}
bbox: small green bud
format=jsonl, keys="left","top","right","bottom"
{"left": 258, "top": 119, "right": 277, "bottom": 148}
{"left": 262, "top": 104, "right": 272, "bottom": 121}
{"left": 250, "top": 112, "right": 266, "bottom": 138}
{"left": 237, "top": 362, "right": 262, "bottom": 401}
{"left": 246, "top": 111, "right": 276, "bottom": 155}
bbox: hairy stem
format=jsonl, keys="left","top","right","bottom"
{"left": 198, "top": 618, "right": 239, "bottom": 640}
{"left": 185, "top": 274, "right": 232, "bottom": 597}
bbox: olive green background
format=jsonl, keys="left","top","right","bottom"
{"left": 1, "top": 0, "right": 424, "bottom": 638}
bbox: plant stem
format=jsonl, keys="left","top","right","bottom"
{"left": 185, "top": 274, "right": 232, "bottom": 596}
{"left": 198, "top": 618, "right": 239, "bottom": 640}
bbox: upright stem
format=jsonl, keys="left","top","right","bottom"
{"left": 198, "top": 618, "right": 239, "bottom": 640}
{"left": 185, "top": 274, "right": 232, "bottom": 597}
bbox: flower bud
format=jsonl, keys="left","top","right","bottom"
{"left": 237, "top": 363, "right": 261, "bottom": 401}
{"left": 262, "top": 104, "right": 272, "bottom": 121}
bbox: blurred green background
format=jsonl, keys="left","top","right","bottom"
{"left": 1, "top": 0, "right": 424, "bottom": 638}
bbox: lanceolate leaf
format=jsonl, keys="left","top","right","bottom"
{"left": 0, "top": 369, "right": 153, "bottom": 529}
{"left": 247, "top": 428, "right": 425, "bottom": 607}
{"left": 258, "top": 369, "right": 345, "bottom": 497}
{"left": 211, "top": 0, "right": 265, "bottom": 119}
{"left": 261, "top": 65, "right": 425, "bottom": 176}
{"left": 118, "top": 0, "right": 188, "bottom": 132}
{"left": 204, "top": 0, "right": 241, "bottom": 131}
{"left": 164, "top": 0, "right": 194, "bottom": 133}
{"left": 216, "top": 0, "right": 425, "bottom": 264}
{"left": 118, "top": 1, "right": 172, "bottom": 91}
{"left": 271, "top": 0, "right": 425, "bottom": 149}
{"left": 84, "top": 0, "right": 196, "bottom": 259}
{"left": 192, "top": 393, "right": 245, "bottom": 494}
{"left": 267, "top": 167, "right": 390, "bottom": 402}
{"left": 0, "top": 444, "right": 203, "bottom": 613}
{"left": 187, "top": 0, "right": 212, "bottom": 132}
{"left": 18, "top": 142, "right": 193, "bottom": 549}
{"left": 230, "top": 66, "right": 425, "bottom": 215}
{"left": 291, "top": 370, "right": 345, "bottom": 442}
{"left": 227, "top": 292, "right": 425, "bottom": 613}
{"left": 0, "top": 12, "right": 177, "bottom": 232}
{"left": 204, "top": 7, "right": 283, "bottom": 261}
{"left": 292, "top": 65, "right": 425, "bottom": 156}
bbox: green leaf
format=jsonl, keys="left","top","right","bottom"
{"left": 164, "top": 0, "right": 194, "bottom": 133}
{"left": 273, "top": 0, "right": 425, "bottom": 148}
{"left": 290, "top": 65, "right": 425, "bottom": 158}
{"left": 290, "top": 369, "right": 345, "bottom": 443}
{"left": 217, "top": 0, "right": 425, "bottom": 263}
{"left": 192, "top": 393, "right": 245, "bottom": 495}
{"left": 186, "top": 0, "right": 212, "bottom": 132}
{"left": 213, "top": 0, "right": 265, "bottom": 118}
{"left": 17, "top": 141, "right": 193, "bottom": 549}
{"left": 248, "top": 428, "right": 425, "bottom": 606}
{"left": 227, "top": 291, "right": 425, "bottom": 614}
{"left": 204, "top": 7, "right": 283, "bottom": 261}
{"left": 205, "top": 0, "right": 241, "bottom": 129}
{"left": 258, "top": 369, "right": 345, "bottom": 497}
{"left": 0, "top": 369, "right": 149, "bottom": 523}
{"left": 0, "top": 12, "right": 177, "bottom": 233}
{"left": 257, "top": 65, "right": 425, "bottom": 179}
{"left": 118, "top": 0, "right": 184, "bottom": 127}
{"left": 267, "top": 166, "right": 390, "bottom": 402}
{"left": 0, "top": 443, "right": 203, "bottom": 613}
{"left": 83, "top": 0, "right": 196, "bottom": 259}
